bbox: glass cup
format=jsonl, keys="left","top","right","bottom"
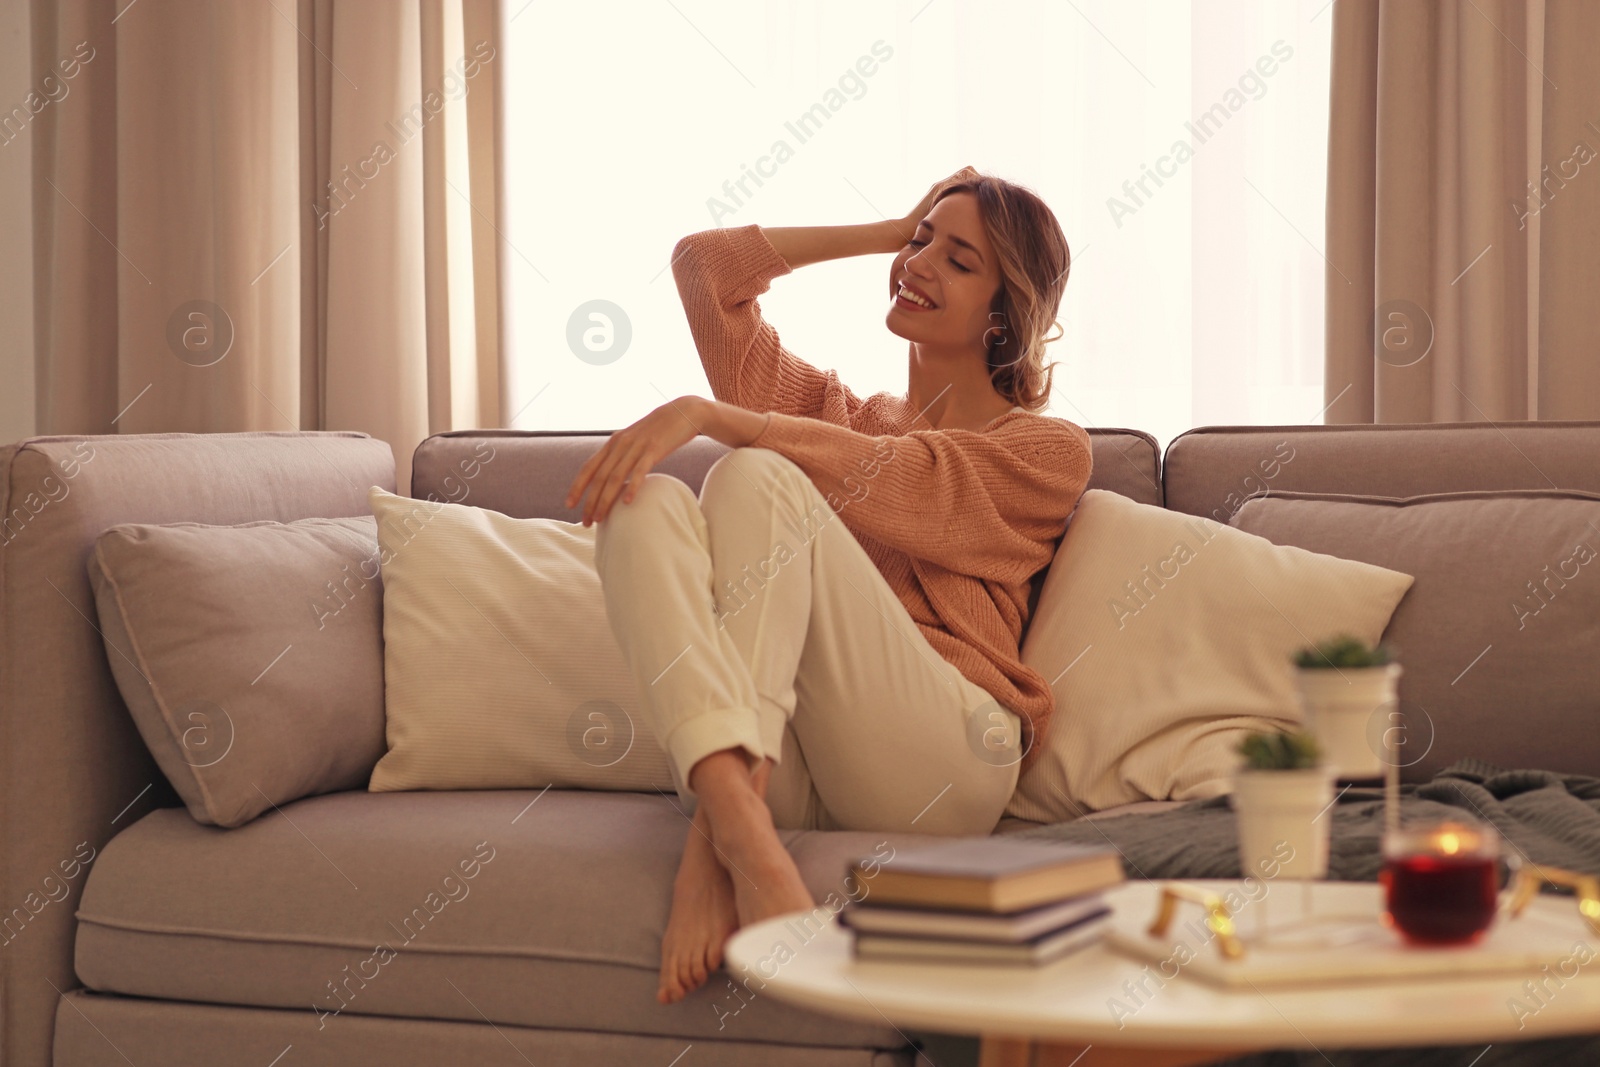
{"left": 1379, "top": 821, "right": 1516, "bottom": 945}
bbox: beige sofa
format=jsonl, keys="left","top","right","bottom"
{"left": 5, "top": 421, "right": 1600, "bottom": 1067}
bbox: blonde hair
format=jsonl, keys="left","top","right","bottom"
{"left": 932, "top": 174, "right": 1070, "bottom": 412}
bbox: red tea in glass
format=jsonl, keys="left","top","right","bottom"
{"left": 1380, "top": 823, "right": 1503, "bottom": 945}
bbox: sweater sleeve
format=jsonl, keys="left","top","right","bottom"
{"left": 671, "top": 224, "right": 866, "bottom": 419}
{"left": 748, "top": 410, "right": 1094, "bottom": 581}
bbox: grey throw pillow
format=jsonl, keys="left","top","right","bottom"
{"left": 88, "top": 517, "right": 386, "bottom": 827}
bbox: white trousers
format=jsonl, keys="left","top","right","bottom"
{"left": 592, "top": 446, "right": 1023, "bottom": 835}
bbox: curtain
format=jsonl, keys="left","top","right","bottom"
{"left": 33, "top": 0, "right": 507, "bottom": 494}
{"left": 1324, "top": 0, "right": 1600, "bottom": 424}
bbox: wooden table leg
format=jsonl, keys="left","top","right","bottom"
{"left": 980, "top": 1036, "right": 1252, "bottom": 1067}
{"left": 978, "top": 1037, "right": 1032, "bottom": 1067}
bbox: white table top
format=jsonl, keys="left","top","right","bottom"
{"left": 724, "top": 879, "right": 1600, "bottom": 1050}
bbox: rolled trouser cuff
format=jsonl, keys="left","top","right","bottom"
{"left": 664, "top": 705, "right": 765, "bottom": 802}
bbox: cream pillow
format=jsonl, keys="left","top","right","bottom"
{"left": 1009, "top": 490, "right": 1414, "bottom": 820}
{"left": 367, "top": 487, "right": 673, "bottom": 793}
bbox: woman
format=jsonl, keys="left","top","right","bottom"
{"left": 564, "top": 167, "right": 1093, "bottom": 1005}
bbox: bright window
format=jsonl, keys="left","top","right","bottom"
{"left": 502, "top": 0, "right": 1334, "bottom": 452}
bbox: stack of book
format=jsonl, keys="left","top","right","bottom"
{"left": 838, "top": 837, "right": 1125, "bottom": 965}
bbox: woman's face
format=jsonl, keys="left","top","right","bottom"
{"left": 886, "top": 191, "right": 1003, "bottom": 354}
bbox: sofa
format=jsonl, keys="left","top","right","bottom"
{"left": 4, "top": 419, "right": 1600, "bottom": 1067}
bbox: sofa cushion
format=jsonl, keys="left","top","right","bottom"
{"left": 1231, "top": 489, "right": 1600, "bottom": 780}
{"left": 366, "top": 486, "right": 675, "bottom": 793}
{"left": 87, "top": 516, "right": 388, "bottom": 828}
{"left": 73, "top": 788, "right": 939, "bottom": 1049}
{"left": 1008, "top": 490, "right": 1414, "bottom": 819}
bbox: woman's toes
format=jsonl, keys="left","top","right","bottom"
{"left": 658, "top": 942, "right": 718, "bottom": 1005}
{"left": 661, "top": 964, "right": 679, "bottom": 1001}
{"left": 661, "top": 948, "right": 691, "bottom": 1004}
{"left": 681, "top": 958, "right": 700, "bottom": 998}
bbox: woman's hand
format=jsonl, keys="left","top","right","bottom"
{"left": 565, "top": 396, "right": 707, "bottom": 526}
{"left": 902, "top": 166, "right": 981, "bottom": 230}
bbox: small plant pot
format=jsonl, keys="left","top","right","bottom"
{"left": 1294, "top": 663, "right": 1402, "bottom": 779}
{"left": 1230, "top": 767, "right": 1336, "bottom": 879}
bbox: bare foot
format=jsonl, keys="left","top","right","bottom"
{"left": 658, "top": 804, "right": 740, "bottom": 1005}
{"left": 702, "top": 766, "right": 815, "bottom": 927}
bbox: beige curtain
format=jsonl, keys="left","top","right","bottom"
{"left": 1325, "top": 0, "right": 1600, "bottom": 423}
{"left": 33, "top": 0, "right": 507, "bottom": 493}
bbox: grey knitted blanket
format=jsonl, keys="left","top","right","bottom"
{"left": 1013, "top": 758, "right": 1600, "bottom": 881}
{"left": 1006, "top": 760, "right": 1600, "bottom": 1067}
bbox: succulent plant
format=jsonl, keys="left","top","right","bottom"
{"left": 1236, "top": 729, "right": 1322, "bottom": 770}
{"left": 1293, "top": 634, "right": 1396, "bottom": 669}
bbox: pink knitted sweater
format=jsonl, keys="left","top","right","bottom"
{"left": 671, "top": 224, "right": 1094, "bottom": 771}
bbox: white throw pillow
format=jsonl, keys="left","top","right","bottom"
{"left": 366, "top": 487, "right": 674, "bottom": 793}
{"left": 1009, "top": 490, "right": 1414, "bottom": 820}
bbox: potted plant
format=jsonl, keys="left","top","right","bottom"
{"left": 1292, "top": 635, "right": 1402, "bottom": 779}
{"left": 1231, "top": 729, "right": 1333, "bottom": 880}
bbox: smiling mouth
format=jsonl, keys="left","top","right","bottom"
{"left": 895, "top": 284, "right": 938, "bottom": 310}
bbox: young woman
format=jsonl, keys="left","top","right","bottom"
{"left": 564, "top": 167, "right": 1093, "bottom": 1005}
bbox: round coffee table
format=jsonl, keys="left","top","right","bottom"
{"left": 724, "top": 879, "right": 1600, "bottom": 1067}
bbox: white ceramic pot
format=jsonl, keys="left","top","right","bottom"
{"left": 1294, "top": 663, "right": 1402, "bottom": 779}
{"left": 1230, "top": 767, "right": 1336, "bottom": 879}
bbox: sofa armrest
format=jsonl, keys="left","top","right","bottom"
{"left": 0, "top": 430, "right": 393, "bottom": 1067}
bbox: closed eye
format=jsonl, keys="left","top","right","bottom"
{"left": 907, "top": 238, "right": 973, "bottom": 273}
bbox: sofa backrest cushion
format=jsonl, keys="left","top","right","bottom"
{"left": 88, "top": 516, "right": 389, "bottom": 827}
{"left": 1232, "top": 489, "right": 1600, "bottom": 780}
{"left": 410, "top": 427, "right": 1162, "bottom": 520}
{"left": 1165, "top": 422, "right": 1600, "bottom": 524}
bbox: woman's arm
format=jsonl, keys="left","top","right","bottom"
{"left": 758, "top": 218, "right": 911, "bottom": 270}
{"left": 760, "top": 165, "right": 978, "bottom": 267}
{"left": 565, "top": 395, "right": 768, "bottom": 525}
{"left": 672, "top": 168, "right": 977, "bottom": 417}
{"left": 672, "top": 226, "right": 864, "bottom": 419}
{"left": 696, "top": 397, "right": 770, "bottom": 448}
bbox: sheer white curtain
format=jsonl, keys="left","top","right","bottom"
{"left": 502, "top": 0, "right": 1332, "bottom": 451}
